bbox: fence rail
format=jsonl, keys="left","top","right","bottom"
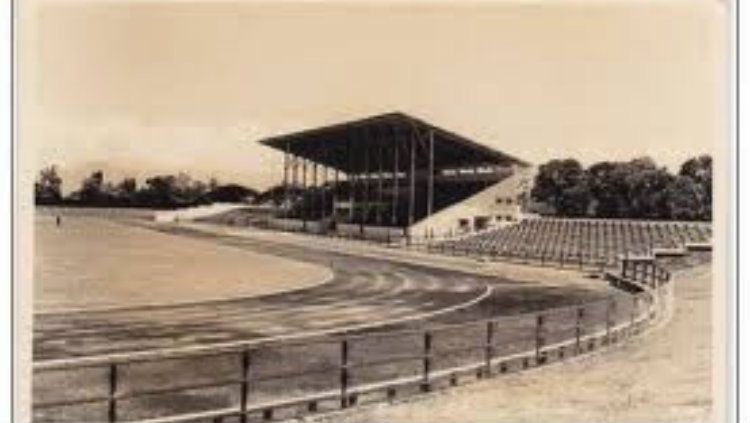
{"left": 33, "top": 257, "right": 672, "bottom": 423}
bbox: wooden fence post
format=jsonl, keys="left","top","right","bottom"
{"left": 485, "top": 321, "right": 494, "bottom": 376}
{"left": 630, "top": 295, "right": 638, "bottom": 335}
{"left": 535, "top": 314, "right": 545, "bottom": 364}
{"left": 576, "top": 306, "right": 584, "bottom": 354}
{"left": 605, "top": 298, "right": 613, "bottom": 344}
{"left": 108, "top": 363, "right": 118, "bottom": 423}
{"left": 340, "top": 339, "right": 349, "bottom": 408}
{"left": 609, "top": 298, "right": 617, "bottom": 343}
{"left": 421, "top": 331, "right": 432, "bottom": 392}
{"left": 239, "top": 349, "right": 250, "bottom": 423}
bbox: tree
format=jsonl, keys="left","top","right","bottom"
{"left": 77, "top": 170, "right": 105, "bottom": 205}
{"left": 208, "top": 177, "right": 219, "bottom": 192}
{"left": 533, "top": 156, "right": 711, "bottom": 220}
{"left": 205, "top": 184, "right": 258, "bottom": 203}
{"left": 173, "top": 172, "right": 194, "bottom": 203}
{"left": 114, "top": 177, "right": 137, "bottom": 205}
{"left": 561, "top": 181, "right": 592, "bottom": 217}
{"left": 666, "top": 176, "right": 702, "bottom": 220}
{"left": 138, "top": 175, "right": 178, "bottom": 208}
{"left": 625, "top": 165, "right": 675, "bottom": 219}
{"left": 530, "top": 159, "right": 591, "bottom": 217}
{"left": 188, "top": 180, "right": 209, "bottom": 203}
{"left": 42, "top": 168, "right": 258, "bottom": 209}
{"left": 585, "top": 157, "right": 675, "bottom": 219}
{"left": 35, "top": 166, "right": 63, "bottom": 205}
{"left": 117, "top": 177, "right": 137, "bottom": 196}
{"left": 679, "top": 155, "right": 712, "bottom": 220}
{"left": 587, "top": 162, "right": 630, "bottom": 218}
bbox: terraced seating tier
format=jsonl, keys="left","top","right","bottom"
{"left": 431, "top": 218, "right": 712, "bottom": 268}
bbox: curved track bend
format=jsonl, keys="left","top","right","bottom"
{"left": 34, "top": 223, "right": 495, "bottom": 361}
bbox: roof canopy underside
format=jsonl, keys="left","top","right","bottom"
{"left": 258, "top": 112, "right": 528, "bottom": 174}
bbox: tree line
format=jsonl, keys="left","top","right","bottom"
{"left": 36, "top": 154, "right": 712, "bottom": 220}
{"left": 529, "top": 155, "right": 712, "bottom": 221}
{"left": 34, "top": 168, "right": 258, "bottom": 209}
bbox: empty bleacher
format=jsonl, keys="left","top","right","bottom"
{"left": 430, "top": 218, "right": 712, "bottom": 268}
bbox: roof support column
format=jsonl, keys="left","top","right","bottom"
{"left": 302, "top": 158, "right": 307, "bottom": 230}
{"left": 320, "top": 163, "right": 327, "bottom": 221}
{"left": 392, "top": 133, "right": 399, "bottom": 227}
{"left": 408, "top": 128, "right": 416, "bottom": 234}
{"left": 363, "top": 135, "right": 370, "bottom": 228}
{"left": 347, "top": 137, "right": 355, "bottom": 224}
{"left": 292, "top": 153, "right": 299, "bottom": 219}
{"left": 377, "top": 132, "right": 384, "bottom": 226}
{"left": 292, "top": 155, "right": 298, "bottom": 186}
{"left": 312, "top": 162, "right": 318, "bottom": 220}
{"left": 334, "top": 168, "right": 339, "bottom": 222}
{"left": 427, "top": 130, "right": 435, "bottom": 220}
{"left": 283, "top": 143, "right": 290, "bottom": 219}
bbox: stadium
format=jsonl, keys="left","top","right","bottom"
{"left": 32, "top": 113, "right": 713, "bottom": 423}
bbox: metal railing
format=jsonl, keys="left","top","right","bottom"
{"left": 32, "top": 257, "right": 671, "bottom": 423}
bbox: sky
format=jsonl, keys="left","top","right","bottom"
{"left": 21, "top": 0, "right": 728, "bottom": 193}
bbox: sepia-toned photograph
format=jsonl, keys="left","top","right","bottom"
{"left": 14, "top": 0, "right": 731, "bottom": 422}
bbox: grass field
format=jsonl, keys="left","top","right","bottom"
{"left": 34, "top": 210, "right": 329, "bottom": 312}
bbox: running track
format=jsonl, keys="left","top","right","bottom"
{"left": 34, "top": 223, "right": 497, "bottom": 361}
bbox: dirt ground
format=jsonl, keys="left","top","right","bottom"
{"left": 324, "top": 264, "right": 713, "bottom": 423}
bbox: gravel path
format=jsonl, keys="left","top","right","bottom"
{"left": 328, "top": 264, "right": 712, "bottom": 423}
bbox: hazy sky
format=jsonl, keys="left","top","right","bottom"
{"left": 23, "top": 0, "right": 727, "bottom": 193}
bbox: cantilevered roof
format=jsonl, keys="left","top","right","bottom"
{"left": 258, "top": 112, "right": 529, "bottom": 173}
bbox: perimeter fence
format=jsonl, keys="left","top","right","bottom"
{"left": 33, "top": 257, "right": 671, "bottom": 423}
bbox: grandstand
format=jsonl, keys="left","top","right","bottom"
{"left": 430, "top": 218, "right": 712, "bottom": 267}
{"left": 257, "top": 112, "right": 533, "bottom": 241}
